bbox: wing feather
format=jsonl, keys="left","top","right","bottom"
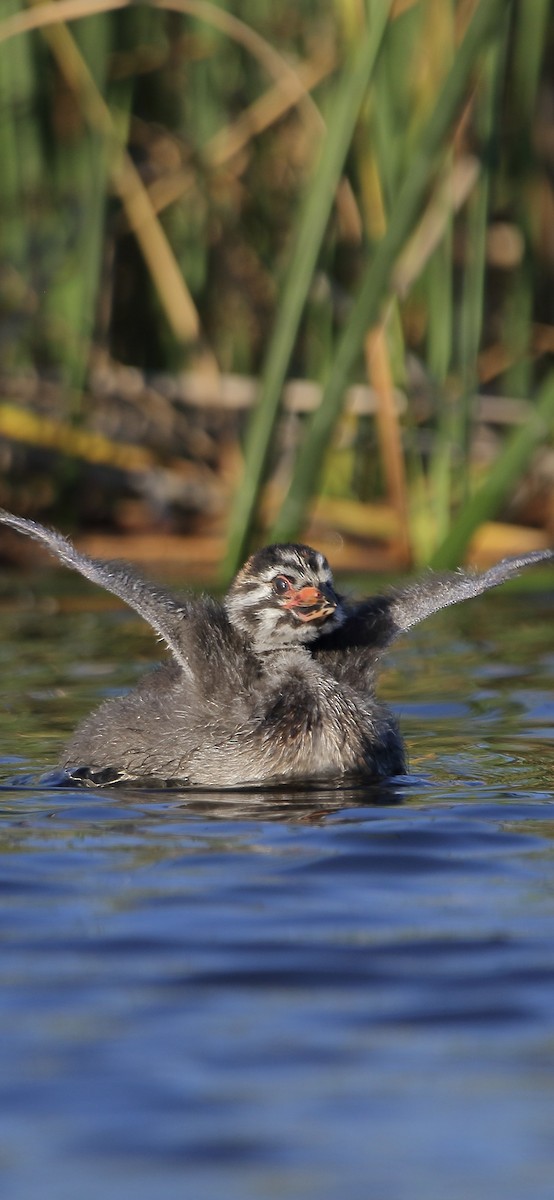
{"left": 0, "top": 510, "right": 195, "bottom": 680}
{"left": 329, "top": 550, "right": 554, "bottom": 657}
{"left": 390, "top": 550, "right": 554, "bottom": 634}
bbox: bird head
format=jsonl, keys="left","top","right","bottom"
{"left": 224, "top": 543, "right": 345, "bottom": 651}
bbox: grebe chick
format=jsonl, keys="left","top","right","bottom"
{"left": 0, "top": 509, "right": 552, "bottom": 788}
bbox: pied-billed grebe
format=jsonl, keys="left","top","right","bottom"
{"left": 0, "top": 508, "right": 552, "bottom": 787}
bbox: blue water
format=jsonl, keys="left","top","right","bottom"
{"left": 1, "top": 575, "right": 554, "bottom": 1200}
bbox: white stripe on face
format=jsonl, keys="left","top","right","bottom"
{"left": 258, "top": 553, "right": 333, "bottom": 589}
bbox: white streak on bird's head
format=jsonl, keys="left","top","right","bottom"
{"left": 224, "top": 543, "right": 345, "bottom": 651}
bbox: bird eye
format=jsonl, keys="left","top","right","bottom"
{"left": 272, "top": 575, "right": 293, "bottom": 596}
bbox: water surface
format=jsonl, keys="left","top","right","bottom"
{"left": 1, "top": 571, "right": 554, "bottom": 1200}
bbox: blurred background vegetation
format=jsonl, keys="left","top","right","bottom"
{"left": 0, "top": 0, "right": 552, "bottom": 579}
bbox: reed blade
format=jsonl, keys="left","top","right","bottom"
{"left": 270, "top": 0, "right": 512, "bottom": 547}
{"left": 222, "top": 1, "right": 393, "bottom": 578}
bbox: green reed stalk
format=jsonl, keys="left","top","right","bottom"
{"left": 222, "top": 0, "right": 393, "bottom": 579}
{"left": 429, "top": 372, "right": 554, "bottom": 569}
{"left": 269, "top": 0, "right": 512, "bottom": 547}
{"left": 424, "top": 218, "right": 455, "bottom": 557}
{"left": 430, "top": 0, "right": 550, "bottom": 569}
{"left": 452, "top": 35, "right": 505, "bottom": 515}
{"left": 499, "top": 0, "right": 549, "bottom": 401}
{"left": 0, "top": 1, "right": 44, "bottom": 366}
{"left": 41, "top": 13, "right": 112, "bottom": 394}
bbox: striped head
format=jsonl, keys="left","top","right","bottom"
{"left": 225, "top": 544, "right": 345, "bottom": 651}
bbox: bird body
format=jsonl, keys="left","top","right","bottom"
{"left": 0, "top": 509, "right": 551, "bottom": 788}
{"left": 62, "top": 545, "right": 404, "bottom": 786}
{"left": 63, "top": 648, "right": 402, "bottom": 788}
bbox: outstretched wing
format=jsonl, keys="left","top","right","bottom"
{"left": 334, "top": 549, "right": 554, "bottom": 656}
{"left": 0, "top": 509, "right": 196, "bottom": 680}
{"left": 390, "top": 550, "right": 554, "bottom": 634}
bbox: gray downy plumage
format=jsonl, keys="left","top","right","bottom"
{"left": 0, "top": 508, "right": 552, "bottom": 788}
